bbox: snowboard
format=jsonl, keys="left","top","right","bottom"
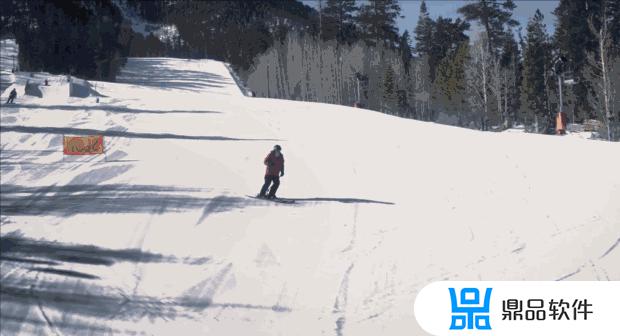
{"left": 246, "top": 195, "right": 296, "bottom": 204}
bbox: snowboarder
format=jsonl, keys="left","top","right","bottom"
{"left": 6, "top": 88, "right": 17, "bottom": 104}
{"left": 258, "top": 144, "right": 285, "bottom": 199}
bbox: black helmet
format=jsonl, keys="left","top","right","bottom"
{"left": 274, "top": 144, "right": 282, "bottom": 151}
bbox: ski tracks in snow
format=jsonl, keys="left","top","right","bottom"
{"left": 332, "top": 204, "right": 359, "bottom": 336}
{"left": 333, "top": 263, "right": 354, "bottom": 336}
{"left": 341, "top": 204, "right": 358, "bottom": 253}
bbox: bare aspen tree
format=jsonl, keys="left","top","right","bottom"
{"left": 542, "top": 55, "right": 552, "bottom": 133}
{"left": 481, "top": 35, "right": 489, "bottom": 130}
{"left": 466, "top": 33, "right": 491, "bottom": 130}
{"left": 489, "top": 54, "right": 503, "bottom": 128}
{"left": 588, "top": 1, "right": 615, "bottom": 141}
{"left": 504, "top": 70, "right": 509, "bottom": 128}
{"left": 318, "top": 0, "right": 325, "bottom": 101}
{"left": 413, "top": 56, "right": 431, "bottom": 120}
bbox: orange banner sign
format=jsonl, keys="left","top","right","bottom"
{"left": 63, "top": 135, "right": 104, "bottom": 155}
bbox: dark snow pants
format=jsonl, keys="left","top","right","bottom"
{"left": 259, "top": 175, "right": 280, "bottom": 197}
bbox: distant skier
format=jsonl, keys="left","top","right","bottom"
{"left": 6, "top": 88, "right": 17, "bottom": 104}
{"left": 258, "top": 144, "right": 285, "bottom": 199}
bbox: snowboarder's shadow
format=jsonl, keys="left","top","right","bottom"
{"left": 287, "top": 197, "right": 394, "bottom": 205}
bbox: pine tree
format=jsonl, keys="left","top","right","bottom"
{"left": 414, "top": 0, "right": 433, "bottom": 56}
{"left": 382, "top": 66, "right": 397, "bottom": 113}
{"left": 411, "top": 1, "right": 433, "bottom": 120}
{"left": 321, "top": 0, "right": 358, "bottom": 44}
{"left": 499, "top": 29, "right": 521, "bottom": 128}
{"left": 358, "top": 0, "right": 402, "bottom": 48}
{"left": 554, "top": 0, "right": 601, "bottom": 121}
{"left": 434, "top": 42, "right": 469, "bottom": 124}
{"left": 6, "top": 0, "right": 128, "bottom": 80}
{"left": 320, "top": 0, "right": 359, "bottom": 105}
{"left": 457, "top": 0, "right": 518, "bottom": 56}
{"left": 399, "top": 30, "right": 412, "bottom": 73}
{"left": 428, "top": 16, "right": 470, "bottom": 82}
{"left": 608, "top": 0, "right": 620, "bottom": 57}
{"left": 522, "top": 9, "right": 551, "bottom": 131}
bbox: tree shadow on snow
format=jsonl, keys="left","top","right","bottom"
{"left": 288, "top": 197, "right": 394, "bottom": 205}
{"left": 117, "top": 61, "right": 235, "bottom": 92}
{"left": 3, "top": 103, "right": 224, "bottom": 115}
{"left": 0, "top": 184, "right": 252, "bottom": 217}
{"left": 1, "top": 125, "right": 279, "bottom": 141}
{"left": 0, "top": 279, "right": 290, "bottom": 335}
{"left": 0, "top": 234, "right": 290, "bottom": 334}
{"left": 0, "top": 234, "right": 195, "bottom": 267}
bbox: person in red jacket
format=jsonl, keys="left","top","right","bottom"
{"left": 258, "top": 144, "right": 285, "bottom": 199}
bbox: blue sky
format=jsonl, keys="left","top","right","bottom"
{"left": 302, "top": 1, "right": 559, "bottom": 42}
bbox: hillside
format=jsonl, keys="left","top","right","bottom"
{"left": 1, "top": 55, "right": 619, "bottom": 335}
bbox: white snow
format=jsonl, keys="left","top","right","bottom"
{"left": 1, "top": 55, "right": 619, "bottom": 335}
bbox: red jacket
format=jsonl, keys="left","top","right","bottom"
{"left": 264, "top": 150, "right": 284, "bottom": 176}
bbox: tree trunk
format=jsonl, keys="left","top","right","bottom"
{"left": 504, "top": 71, "right": 509, "bottom": 128}
{"left": 318, "top": 0, "right": 324, "bottom": 102}
{"left": 600, "top": 27, "right": 612, "bottom": 141}
{"left": 481, "top": 41, "right": 488, "bottom": 130}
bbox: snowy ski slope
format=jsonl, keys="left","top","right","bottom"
{"left": 1, "top": 55, "right": 619, "bottom": 335}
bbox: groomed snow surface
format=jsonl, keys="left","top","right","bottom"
{"left": 1, "top": 53, "right": 619, "bottom": 335}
